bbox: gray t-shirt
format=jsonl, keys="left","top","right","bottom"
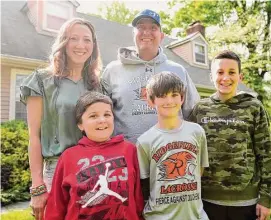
{"left": 137, "top": 121, "right": 209, "bottom": 220}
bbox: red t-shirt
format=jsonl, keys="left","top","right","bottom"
{"left": 45, "top": 135, "right": 144, "bottom": 220}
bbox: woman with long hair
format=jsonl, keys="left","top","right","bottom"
{"left": 20, "top": 17, "right": 102, "bottom": 220}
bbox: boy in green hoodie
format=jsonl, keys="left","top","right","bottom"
{"left": 189, "top": 50, "right": 271, "bottom": 220}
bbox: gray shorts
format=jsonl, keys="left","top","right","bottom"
{"left": 43, "top": 157, "right": 59, "bottom": 192}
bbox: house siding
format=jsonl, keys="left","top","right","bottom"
{"left": 171, "top": 43, "right": 192, "bottom": 64}
{"left": 27, "top": 0, "right": 38, "bottom": 27}
{"left": 193, "top": 36, "right": 205, "bottom": 44}
{"left": 191, "top": 38, "right": 209, "bottom": 69}
{"left": 1, "top": 65, "right": 11, "bottom": 122}
{"left": 27, "top": 0, "right": 44, "bottom": 32}
{"left": 37, "top": 0, "right": 44, "bottom": 31}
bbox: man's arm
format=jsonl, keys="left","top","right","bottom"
{"left": 182, "top": 68, "right": 200, "bottom": 120}
{"left": 100, "top": 64, "right": 113, "bottom": 97}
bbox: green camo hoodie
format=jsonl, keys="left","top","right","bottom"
{"left": 189, "top": 92, "right": 271, "bottom": 208}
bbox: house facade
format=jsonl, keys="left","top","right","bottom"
{"left": 1, "top": 0, "right": 253, "bottom": 122}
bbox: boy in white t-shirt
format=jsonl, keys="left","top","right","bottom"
{"left": 136, "top": 71, "right": 209, "bottom": 220}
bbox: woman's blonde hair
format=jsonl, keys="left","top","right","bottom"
{"left": 47, "top": 18, "right": 102, "bottom": 90}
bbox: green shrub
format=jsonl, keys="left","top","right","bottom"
{"left": 1, "top": 120, "right": 31, "bottom": 205}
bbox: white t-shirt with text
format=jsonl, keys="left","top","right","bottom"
{"left": 137, "top": 121, "right": 209, "bottom": 220}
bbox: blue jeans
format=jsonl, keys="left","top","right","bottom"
{"left": 43, "top": 157, "right": 59, "bottom": 192}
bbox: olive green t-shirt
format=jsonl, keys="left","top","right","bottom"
{"left": 20, "top": 70, "right": 91, "bottom": 157}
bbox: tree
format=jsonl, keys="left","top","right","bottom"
{"left": 161, "top": 0, "right": 271, "bottom": 113}
{"left": 160, "top": 1, "right": 232, "bottom": 36}
{"left": 95, "top": 1, "right": 139, "bottom": 25}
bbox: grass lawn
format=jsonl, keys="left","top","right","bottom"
{"left": 1, "top": 207, "right": 270, "bottom": 220}
{"left": 1, "top": 208, "right": 34, "bottom": 220}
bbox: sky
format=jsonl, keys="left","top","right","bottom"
{"left": 77, "top": 0, "right": 169, "bottom": 14}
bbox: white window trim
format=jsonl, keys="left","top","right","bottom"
{"left": 9, "top": 69, "right": 32, "bottom": 120}
{"left": 42, "top": 1, "right": 73, "bottom": 33}
{"left": 192, "top": 42, "right": 208, "bottom": 67}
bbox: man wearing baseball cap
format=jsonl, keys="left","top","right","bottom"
{"left": 132, "top": 9, "right": 161, "bottom": 27}
{"left": 101, "top": 8, "right": 200, "bottom": 141}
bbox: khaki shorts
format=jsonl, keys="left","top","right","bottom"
{"left": 43, "top": 157, "right": 59, "bottom": 192}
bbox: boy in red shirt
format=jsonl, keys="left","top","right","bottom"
{"left": 45, "top": 91, "right": 144, "bottom": 220}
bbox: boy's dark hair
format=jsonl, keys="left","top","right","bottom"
{"left": 212, "top": 50, "right": 241, "bottom": 73}
{"left": 146, "top": 71, "right": 185, "bottom": 102}
{"left": 75, "top": 91, "right": 113, "bottom": 124}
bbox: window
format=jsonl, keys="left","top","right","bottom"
{"left": 9, "top": 70, "right": 30, "bottom": 121}
{"left": 43, "top": 1, "right": 73, "bottom": 31}
{"left": 15, "top": 75, "right": 28, "bottom": 121}
{"left": 193, "top": 43, "right": 207, "bottom": 65}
